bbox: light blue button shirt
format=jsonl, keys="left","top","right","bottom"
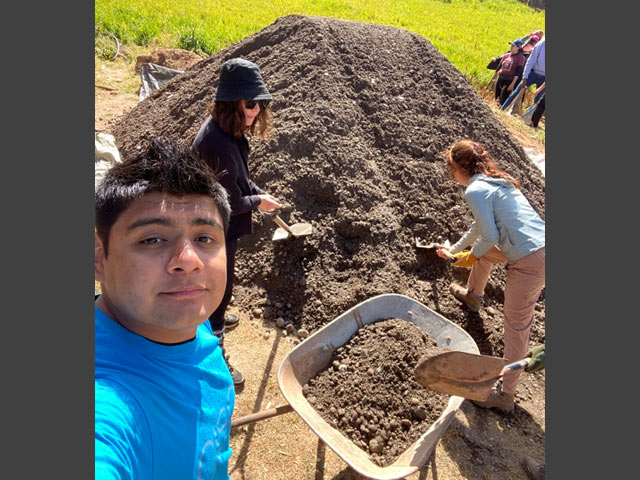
{"left": 451, "top": 174, "right": 545, "bottom": 261}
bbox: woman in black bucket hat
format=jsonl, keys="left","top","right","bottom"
{"left": 192, "top": 58, "right": 282, "bottom": 389}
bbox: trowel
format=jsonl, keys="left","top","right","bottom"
{"left": 264, "top": 210, "right": 312, "bottom": 242}
{"left": 414, "top": 238, "right": 457, "bottom": 262}
{"left": 414, "top": 351, "right": 531, "bottom": 402}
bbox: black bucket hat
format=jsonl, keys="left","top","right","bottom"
{"left": 214, "top": 58, "right": 272, "bottom": 102}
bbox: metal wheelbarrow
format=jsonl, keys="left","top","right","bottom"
{"left": 232, "top": 294, "right": 480, "bottom": 480}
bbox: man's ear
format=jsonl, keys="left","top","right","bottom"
{"left": 95, "top": 232, "right": 105, "bottom": 283}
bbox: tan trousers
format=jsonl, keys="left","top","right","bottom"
{"left": 467, "top": 246, "right": 546, "bottom": 394}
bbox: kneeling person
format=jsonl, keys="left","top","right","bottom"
{"left": 94, "top": 137, "right": 234, "bottom": 479}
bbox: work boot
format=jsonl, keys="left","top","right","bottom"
{"left": 223, "top": 351, "right": 245, "bottom": 389}
{"left": 228, "top": 364, "right": 245, "bottom": 388}
{"left": 450, "top": 283, "right": 482, "bottom": 312}
{"left": 472, "top": 384, "right": 515, "bottom": 412}
{"left": 224, "top": 313, "right": 240, "bottom": 330}
{"left": 521, "top": 456, "right": 545, "bottom": 480}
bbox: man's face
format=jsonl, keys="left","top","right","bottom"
{"left": 95, "top": 193, "right": 226, "bottom": 343}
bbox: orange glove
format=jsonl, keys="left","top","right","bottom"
{"left": 452, "top": 251, "right": 478, "bottom": 268}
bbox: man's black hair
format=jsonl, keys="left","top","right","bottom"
{"left": 95, "top": 136, "right": 230, "bottom": 256}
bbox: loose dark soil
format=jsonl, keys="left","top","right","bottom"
{"left": 108, "top": 14, "right": 546, "bottom": 478}
{"left": 303, "top": 318, "right": 449, "bottom": 467}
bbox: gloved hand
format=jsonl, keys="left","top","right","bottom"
{"left": 525, "top": 344, "right": 545, "bottom": 372}
{"left": 452, "top": 251, "right": 478, "bottom": 268}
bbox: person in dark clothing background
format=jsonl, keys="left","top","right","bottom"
{"left": 192, "top": 58, "right": 282, "bottom": 388}
{"left": 530, "top": 82, "right": 545, "bottom": 130}
{"left": 494, "top": 39, "right": 526, "bottom": 107}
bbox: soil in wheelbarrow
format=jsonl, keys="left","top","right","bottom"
{"left": 303, "top": 318, "right": 449, "bottom": 467}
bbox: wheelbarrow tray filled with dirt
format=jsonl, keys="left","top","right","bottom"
{"left": 277, "top": 294, "right": 480, "bottom": 480}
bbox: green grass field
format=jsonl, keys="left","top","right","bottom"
{"left": 95, "top": 0, "right": 544, "bottom": 88}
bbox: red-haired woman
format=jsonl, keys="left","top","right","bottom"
{"left": 437, "top": 140, "right": 545, "bottom": 412}
{"left": 193, "top": 58, "right": 282, "bottom": 388}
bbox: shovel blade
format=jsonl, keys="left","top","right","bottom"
{"left": 272, "top": 223, "right": 312, "bottom": 241}
{"left": 289, "top": 223, "right": 312, "bottom": 237}
{"left": 417, "top": 375, "right": 497, "bottom": 402}
{"left": 414, "top": 351, "right": 510, "bottom": 401}
{"left": 415, "top": 237, "right": 442, "bottom": 249}
{"left": 272, "top": 228, "right": 290, "bottom": 241}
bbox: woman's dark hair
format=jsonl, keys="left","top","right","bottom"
{"left": 448, "top": 140, "right": 520, "bottom": 189}
{"left": 207, "top": 100, "right": 273, "bottom": 140}
{"left": 95, "top": 137, "right": 230, "bottom": 257}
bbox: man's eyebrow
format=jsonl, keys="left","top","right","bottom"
{"left": 193, "top": 217, "right": 224, "bottom": 231}
{"left": 127, "top": 218, "right": 172, "bottom": 231}
{"left": 126, "top": 217, "right": 223, "bottom": 232}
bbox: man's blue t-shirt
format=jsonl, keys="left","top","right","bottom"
{"left": 95, "top": 306, "right": 235, "bottom": 479}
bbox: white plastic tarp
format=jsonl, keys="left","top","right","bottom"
{"left": 139, "top": 63, "right": 184, "bottom": 101}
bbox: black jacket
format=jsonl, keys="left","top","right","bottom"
{"left": 192, "top": 117, "right": 265, "bottom": 239}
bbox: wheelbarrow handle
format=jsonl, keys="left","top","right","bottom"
{"left": 231, "top": 403, "right": 294, "bottom": 428}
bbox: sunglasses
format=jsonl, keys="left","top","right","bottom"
{"left": 244, "top": 99, "right": 270, "bottom": 110}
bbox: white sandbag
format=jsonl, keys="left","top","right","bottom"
{"left": 95, "top": 132, "right": 122, "bottom": 191}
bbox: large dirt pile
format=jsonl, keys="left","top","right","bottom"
{"left": 112, "top": 15, "right": 546, "bottom": 357}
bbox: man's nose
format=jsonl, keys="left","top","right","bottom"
{"left": 167, "top": 240, "right": 204, "bottom": 273}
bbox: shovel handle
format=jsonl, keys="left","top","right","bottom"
{"left": 499, "top": 358, "right": 530, "bottom": 376}
{"left": 440, "top": 249, "right": 457, "bottom": 263}
{"left": 262, "top": 210, "right": 294, "bottom": 234}
{"left": 271, "top": 214, "right": 294, "bottom": 234}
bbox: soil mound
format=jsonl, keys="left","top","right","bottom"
{"left": 112, "top": 15, "right": 546, "bottom": 356}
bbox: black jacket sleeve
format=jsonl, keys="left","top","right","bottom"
{"left": 195, "top": 125, "right": 262, "bottom": 217}
{"left": 211, "top": 148, "right": 262, "bottom": 216}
